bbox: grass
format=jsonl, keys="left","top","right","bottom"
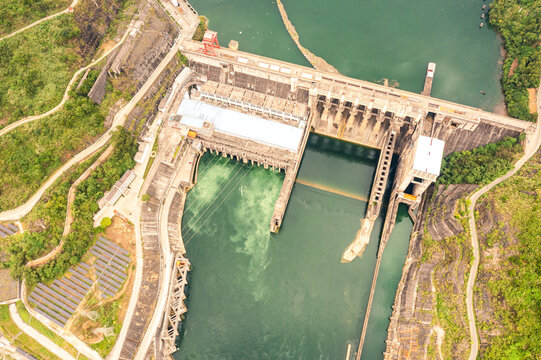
{"left": 0, "top": 0, "right": 71, "bottom": 36}
{"left": 192, "top": 15, "right": 208, "bottom": 41}
{"left": 0, "top": 71, "right": 130, "bottom": 212}
{"left": 0, "top": 13, "right": 82, "bottom": 127}
{"left": 89, "top": 297, "right": 123, "bottom": 356}
{"left": 0, "top": 96, "right": 104, "bottom": 211}
{"left": 143, "top": 131, "right": 160, "bottom": 179}
{"left": 421, "top": 196, "right": 473, "bottom": 358}
{"left": 0, "top": 304, "right": 59, "bottom": 360}
{"left": 0, "top": 149, "right": 104, "bottom": 277}
{"left": 72, "top": 290, "right": 124, "bottom": 357}
{"left": 474, "top": 152, "right": 541, "bottom": 359}
{"left": 15, "top": 301, "right": 87, "bottom": 359}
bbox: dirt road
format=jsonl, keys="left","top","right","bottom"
{"left": 0, "top": 0, "right": 79, "bottom": 42}
{"left": 466, "top": 86, "right": 541, "bottom": 360}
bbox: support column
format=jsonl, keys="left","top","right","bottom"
{"left": 320, "top": 101, "right": 331, "bottom": 130}
{"left": 329, "top": 102, "right": 344, "bottom": 135}
{"left": 345, "top": 108, "right": 358, "bottom": 134}
{"left": 356, "top": 101, "right": 373, "bottom": 137}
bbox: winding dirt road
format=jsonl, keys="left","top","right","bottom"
{"left": 0, "top": 0, "right": 79, "bottom": 42}
{"left": 25, "top": 145, "right": 114, "bottom": 268}
{"left": 0, "top": 39, "right": 183, "bottom": 223}
{"left": 0, "top": 17, "right": 132, "bottom": 138}
{"left": 466, "top": 87, "right": 541, "bottom": 360}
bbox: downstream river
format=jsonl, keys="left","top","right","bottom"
{"left": 175, "top": 0, "right": 503, "bottom": 358}
{"left": 176, "top": 136, "right": 412, "bottom": 359}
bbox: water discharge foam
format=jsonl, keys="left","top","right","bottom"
{"left": 176, "top": 134, "right": 413, "bottom": 359}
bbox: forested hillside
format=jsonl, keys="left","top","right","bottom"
{"left": 490, "top": 0, "right": 540, "bottom": 121}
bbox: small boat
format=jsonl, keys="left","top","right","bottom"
{"left": 480, "top": 22, "right": 484, "bottom": 28}
{"left": 481, "top": 13, "right": 485, "bottom": 19}
{"left": 482, "top": 4, "right": 487, "bottom": 9}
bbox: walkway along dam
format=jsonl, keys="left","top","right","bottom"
{"left": 128, "top": 26, "right": 534, "bottom": 359}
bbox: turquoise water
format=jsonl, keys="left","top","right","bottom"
{"left": 175, "top": 135, "right": 413, "bottom": 359}
{"left": 191, "top": 0, "right": 504, "bottom": 112}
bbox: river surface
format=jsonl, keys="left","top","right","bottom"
{"left": 175, "top": 135, "right": 412, "bottom": 359}
{"left": 190, "top": 0, "right": 504, "bottom": 112}
{"left": 174, "top": 1, "right": 503, "bottom": 358}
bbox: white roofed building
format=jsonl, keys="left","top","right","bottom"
{"left": 176, "top": 97, "right": 305, "bottom": 152}
{"left": 395, "top": 135, "right": 445, "bottom": 205}
{"left": 411, "top": 136, "right": 445, "bottom": 182}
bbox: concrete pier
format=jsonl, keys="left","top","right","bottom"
{"left": 421, "top": 63, "right": 436, "bottom": 97}
{"left": 270, "top": 112, "right": 312, "bottom": 232}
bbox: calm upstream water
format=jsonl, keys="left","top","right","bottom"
{"left": 190, "top": 0, "right": 505, "bottom": 112}
{"left": 176, "top": 135, "right": 412, "bottom": 359}
{"left": 174, "top": 0, "right": 503, "bottom": 358}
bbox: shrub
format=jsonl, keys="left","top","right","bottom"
{"left": 438, "top": 136, "right": 523, "bottom": 185}
{"left": 100, "top": 217, "right": 112, "bottom": 228}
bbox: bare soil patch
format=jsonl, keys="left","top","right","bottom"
{"left": 508, "top": 57, "right": 519, "bottom": 76}
{"left": 527, "top": 88, "right": 537, "bottom": 113}
{"left": 69, "top": 216, "right": 136, "bottom": 347}
{"left": 104, "top": 216, "right": 135, "bottom": 252}
{"left": 96, "top": 40, "right": 117, "bottom": 58}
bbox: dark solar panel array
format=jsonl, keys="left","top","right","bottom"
{"left": 16, "top": 347, "right": 39, "bottom": 360}
{"left": 0, "top": 223, "right": 19, "bottom": 237}
{"left": 90, "top": 236, "right": 130, "bottom": 299}
{"left": 29, "top": 237, "right": 130, "bottom": 327}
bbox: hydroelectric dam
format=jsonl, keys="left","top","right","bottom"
{"left": 125, "top": 5, "right": 534, "bottom": 358}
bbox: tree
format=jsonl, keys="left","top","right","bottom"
{"left": 100, "top": 217, "right": 112, "bottom": 228}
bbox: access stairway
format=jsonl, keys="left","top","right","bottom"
{"left": 366, "top": 128, "right": 397, "bottom": 218}
{"left": 341, "top": 128, "right": 398, "bottom": 262}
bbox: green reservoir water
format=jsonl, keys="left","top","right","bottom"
{"left": 190, "top": 0, "right": 505, "bottom": 112}
{"left": 175, "top": 135, "right": 413, "bottom": 359}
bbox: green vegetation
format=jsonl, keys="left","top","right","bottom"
{"left": 15, "top": 301, "right": 87, "bottom": 359}
{"left": 438, "top": 136, "right": 523, "bottom": 185}
{"left": 476, "top": 152, "right": 541, "bottom": 359}
{"left": 0, "top": 0, "right": 71, "bottom": 36}
{"left": 178, "top": 51, "right": 189, "bottom": 66}
{"left": 4, "top": 128, "right": 136, "bottom": 285}
{"left": 0, "top": 13, "right": 82, "bottom": 127}
{"left": 429, "top": 198, "right": 473, "bottom": 358}
{"left": 87, "top": 295, "right": 123, "bottom": 356}
{"left": 489, "top": 0, "right": 540, "bottom": 121}
{"left": 141, "top": 193, "right": 150, "bottom": 202}
{"left": 0, "top": 153, "right": 99, "bottom": 269}
{"left": 420, "top": 197, "right": 473, "bottom": 358}
{"left": 100, "top": 217, "right": 112, "bottom": 228}
{"left": 0, "top": 70, "right": 129, "bottom": 211}
{"left": 192, "top": 15, "right": 209, "bottom": 41}
{"left": 0, "top": 304, "right": 58, "bottom": 360}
